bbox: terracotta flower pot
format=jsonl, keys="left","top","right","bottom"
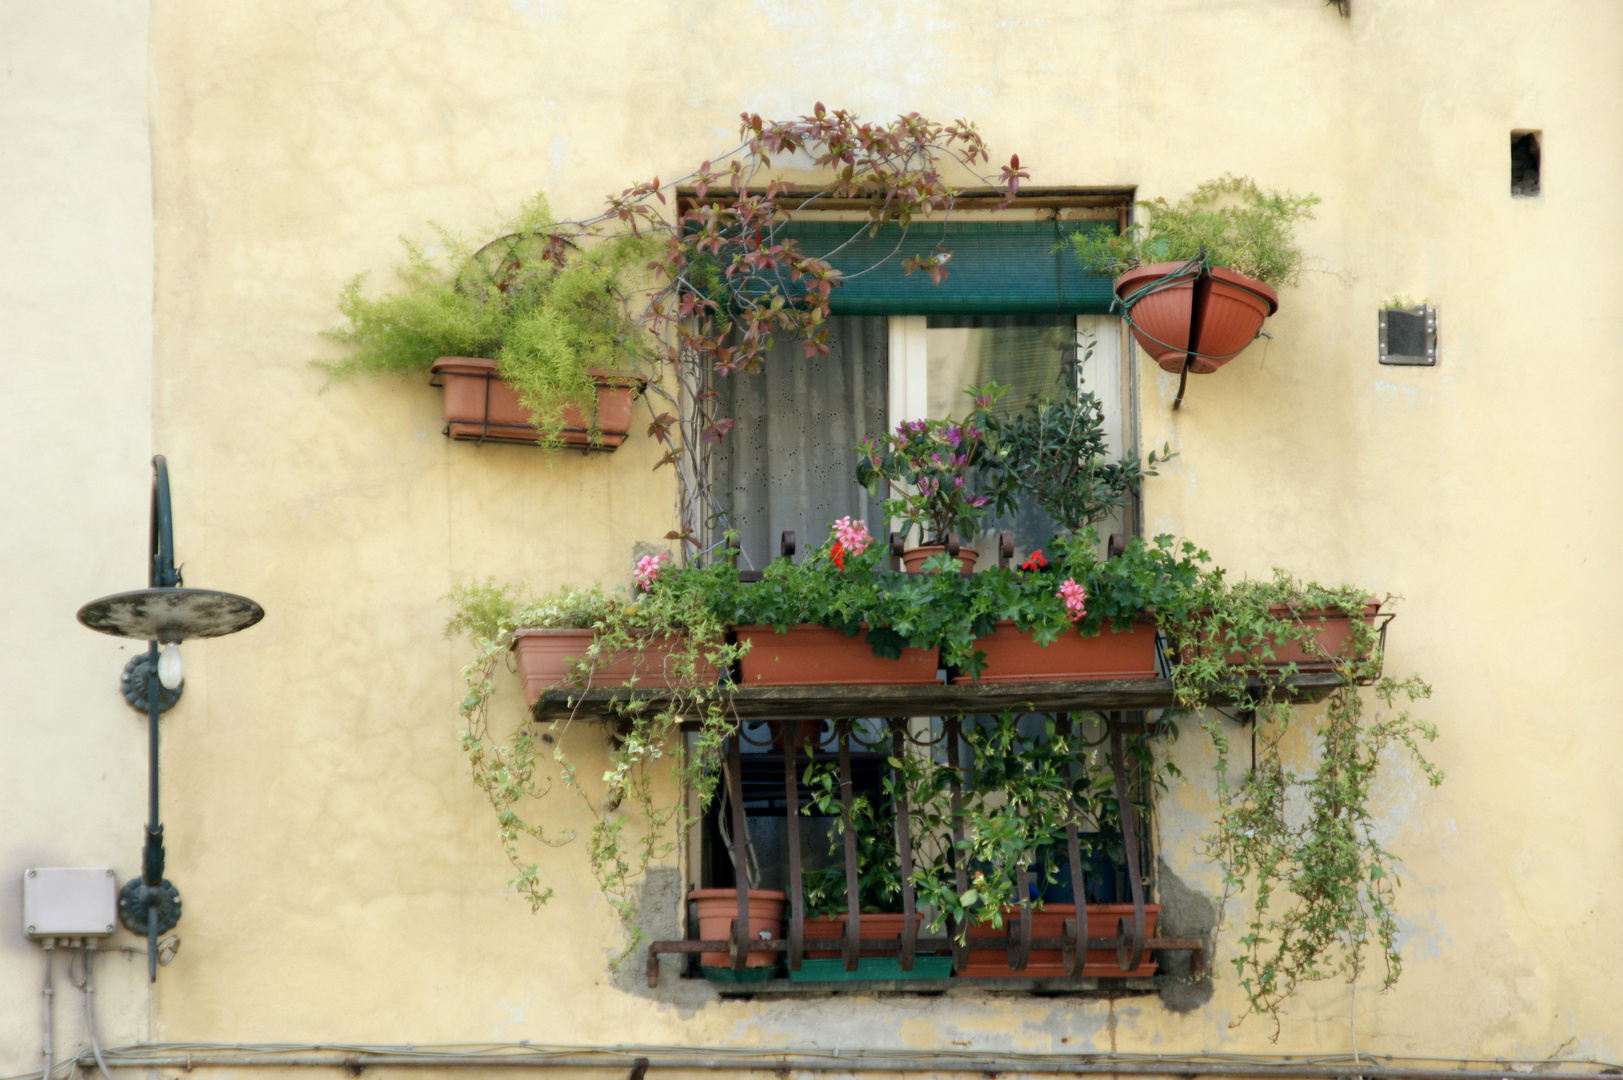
{"left": 801, "top": 912, "right": 930, "bottom": 960}
{"left": 950, "top": 619, "right": 1159, "bottom": 684}
{"left": 735, "top": 625, "right": 938, "bottom": 686}
{"left": 1228, "top": 600, "right": 1383, "bottom": 672}
{"left": 960, "top": 903, "right": 1161, "bottom": 978}
{"left": 900, "top": 545, "right": 979, "bottom": 573}
{"left": 1113, "top": 263, "right": 1278, "bottom": 375}
{"left": 510, "top": 628, "right": 684, "bottom": 705}
{"left": 429, "top": 357, "right": 643, "bottom": 449}
{"left": 690, "top": 888, "right": 786, "bottom": 968}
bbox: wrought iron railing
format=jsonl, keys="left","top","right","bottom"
{"left": 646, "top": 712, "right": 1204, "bottom": 987}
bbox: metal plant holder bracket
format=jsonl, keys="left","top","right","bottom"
{"left": 76, "top": 456, "right": 264, "bottom": 981}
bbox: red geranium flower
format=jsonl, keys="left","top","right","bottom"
{"left": 1019, "top": 549, "right": 1047, "bottom": 571}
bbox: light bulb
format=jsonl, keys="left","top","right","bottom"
{"left": 157, "top": 645, "right": 184, "bottom": 690}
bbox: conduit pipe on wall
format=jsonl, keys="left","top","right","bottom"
{"left": 67, "top": 1048, "right": 1623, "bottom": 1080}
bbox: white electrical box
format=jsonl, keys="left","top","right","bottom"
{"left": 23, "top": 868, "right": 118, "bottom": 938}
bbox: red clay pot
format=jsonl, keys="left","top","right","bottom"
{"left": 951, "top": 619, "right": 1159, "bottom": 684}
{"left": 510, "top": 628, "right": 684, "bottom": 704}
{"left": 690, "top": 888, "right": 786, "bottom": 968}
{"left": 900, "top": 545, "right": 979, "bottom": 573}
{"left": 1114, "top": 263, "right": 1278, "bottom": 375}
{"left": 1234, "top": 600, "right": 1383, "bottom": 672}
{"left": 429, "top": 357, "right": 643, "bottom": 449}
{"left": 961, "top": 903, "right": 1161, "bottom": 978}
{"left": 801, "top": 912, "right": 928, "bottom": 960}
{"left": 735, "top": 625, "right": 938, "bottom": 686}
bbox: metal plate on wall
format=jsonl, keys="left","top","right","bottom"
{"left": 78, "top": 588, "right": 265, "bottom": 642}
{"left": 1379, "top": 305, "right": 1437, "bottom": 366}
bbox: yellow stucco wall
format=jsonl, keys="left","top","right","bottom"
{"left": 9, "top": 0, "right": 1622, "bottom": 1072}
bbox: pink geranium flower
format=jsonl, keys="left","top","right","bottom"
{"left": 633, "top": 552, "right": 671, "bottom": 592}
{"left": 831, "top": 516, "right": 871, "bottom": 556}
{"left": 1057, "top": 577, "right": 1087, "bottom": 620}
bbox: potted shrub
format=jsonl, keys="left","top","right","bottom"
{"left": 325, "top": 195, "right": 655, "bottom": 450}
{"left": 723, "top": 519, "right": 940, "bottom": 686}
{"left": 946, "top": 532, "right": 1204, "bottom": 684}
{"left": 687, "top": 887, "right": 787, "bottom": 981}
{"left": 430, "top": 357, "right": 643, "bottom": 449}
{"left": 856, "top": 401, "right": 999, "bottom": 572}
{"left": 1068, "top": 176, "right": 1318, "bottom": 376}
{"left": 487, "top": 558, "right": 695, "bottom": 703}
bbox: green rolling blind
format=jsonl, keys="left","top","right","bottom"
{"left": 774, "top": 220, "right": 1118, "bottom": 315}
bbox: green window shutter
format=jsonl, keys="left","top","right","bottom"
{"left": 774, "top": 220, "right": 1118, "bottom": 315}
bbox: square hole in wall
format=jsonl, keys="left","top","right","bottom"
{"left": 1511, "top": 131, "right": 1540, "bottom": 197}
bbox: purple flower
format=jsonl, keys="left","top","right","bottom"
{"left": 971, "top": 495, "right": 990, "bottom": 508}
{"left": 944, "top": 426, "right": 962, "bottom": 448}
{"left": 953, "top": 476, "right": 965, "bottom": 489}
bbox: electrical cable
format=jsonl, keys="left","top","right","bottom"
{"left": 77, "top": 944, "right": 116, "bottom": 1080}
{"left": 39, "top": 941, "right": 54, "bottom": 1080}
{"left": 22, "top": 1041, "right": 1621, "bottom": 1080}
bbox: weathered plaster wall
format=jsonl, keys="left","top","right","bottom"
{"left": 0, "top": 2, "right": 156, "bottom": 1075}
{"left": 67, "top": 0, "right": 1623, "bottom": 1064}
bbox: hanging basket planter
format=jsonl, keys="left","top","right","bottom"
{"left": 428, "top": 357, "right": 644, "bottom": 450}
{"left": 1114, "top": 261, "right": 1278, "bottom": 376}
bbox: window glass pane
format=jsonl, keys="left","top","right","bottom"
{"left": 924, "top": 315, "right": 1076, "bottom": 553}
{"left": 924, "top": 315, "right": 1075, "bottom": 420}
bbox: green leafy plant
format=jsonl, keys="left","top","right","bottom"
{"left": 855, "top": 399, "right": 1000, "bottom": 547}
{"left": 326, "top": 195, "right": 656, "bottom": 445}
{"left": 972, "top": 338, "right": 1173, "bottom": 533}
{"left": 1162, "top": 572, "right": 1441, "bottom": 1035}
{"left": 449, "top": 562, "right": 746, "bottom": 962}
{"left": 1381, "top": 294, "right": 1426, "bottom": 310}
{"left": 1069, "top": 175, "right": 1319, "bottom": 288}
{"left": 329, "top": 108, "right": 1028, "bottom": 544}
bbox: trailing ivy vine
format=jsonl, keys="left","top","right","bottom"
{"left": 1164, "top": 573, "right": 1441, "bottom": 1034}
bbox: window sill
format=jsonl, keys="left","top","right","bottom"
{"left": 533, "top": 672, "right": 1342, "bottom": 723}
{"left": 697, "top": 974, "right": 1166, "bottom": 998}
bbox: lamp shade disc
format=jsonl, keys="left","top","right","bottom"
{"left": 77, "top": 588, "right": 264, "bottom": 643}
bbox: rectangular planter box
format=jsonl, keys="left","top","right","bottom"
{"left": 429, "top": 357, "right": 642, "bottom": 450}
{"left": 1245, "top": 601, "right": 1382, "bottom": 671}
{"left": 960, "top": 903, "right": 1161, "bottom": 978}
{"left": 511, "top": 628, "right": 685, "bottom": 705}
{"left": 789, "top": 956, "right": 954, "bottom": 982}
{"left": 734, "top": 625, "right": 938, "bottom": 687}
{"left": 801, "top": 913, "right": 931, "bottom": 960}
{"left": 1184, "top": 601, "right": 1383, "bottom": 673}
{"left": 951, "top": 619, "right": 1158, "bottom": 684}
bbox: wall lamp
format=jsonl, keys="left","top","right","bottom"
{"left": 76, "top": 455, "right": 264, "bottom": 980}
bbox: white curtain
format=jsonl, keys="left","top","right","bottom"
{"left": 716, "top": 316, "right": 889, "bottom": 570}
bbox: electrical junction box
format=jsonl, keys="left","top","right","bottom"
{"left": 23, "top": 868, "right": 118, "bottom": 938}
